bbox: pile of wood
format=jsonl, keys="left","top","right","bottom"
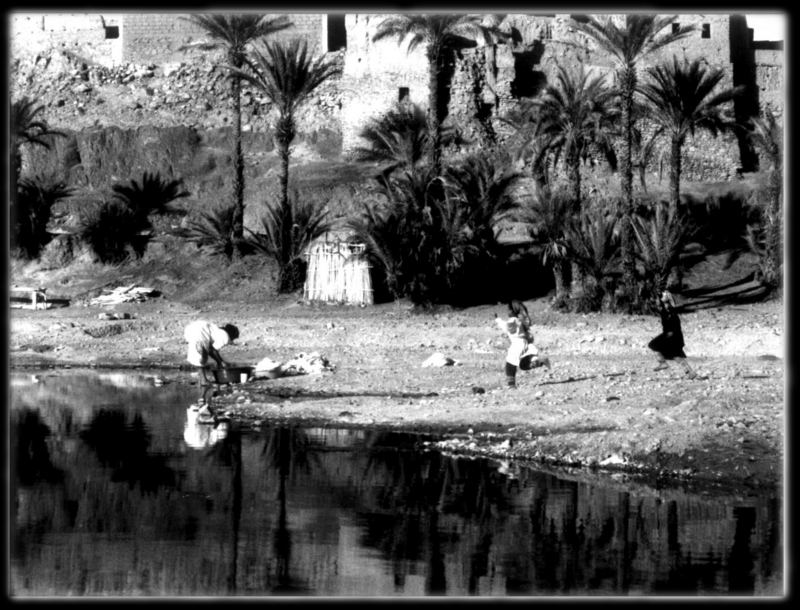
{"left": 90, "top": 285, "right": 158, "bottom": 306}
{"left": 303, "top": 240, "right": 373, "bottom": 306}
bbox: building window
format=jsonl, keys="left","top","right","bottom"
{"left": 672, "top": 23, "right": 680, "bottom": 34}
{"left": 104, "top": 25, "right": 119, "bottom": 39}
{"left": 398, "top": 87, "right": 410, "bottom": 103}
{"left": 326, "top": 15, "right": 346, "bottom": 51}
{"left": 541, "top": 23, "right": 552, "bottom": 40}
{"left": 701, "top": 23, "right": 711, "bottom": 38}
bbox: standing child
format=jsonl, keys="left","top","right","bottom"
{"left": 495, "top": 300, "right": 549, "bottom": 388}
{"left": 648, "top": 291, "right": 696, "bottom": 379}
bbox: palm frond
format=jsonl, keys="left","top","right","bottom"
{"left": 185, "top": 204, "right": 237, "bottom": 259}
{"left": 111, "top": 171, "right": 190, "bottom": 220}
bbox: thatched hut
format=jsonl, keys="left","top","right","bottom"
{"left": 303, "top": 233, "right": 373, "bottom": 306}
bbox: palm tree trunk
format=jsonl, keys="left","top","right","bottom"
{"left": 619, "top": 65, "right": 637, "bottom": 311}
{"left": 667, "top": 135, "right": 683, "bottom": 290}
{"left": 765, "top": 169, "right": 783, "bottom": 290}
{"left": 427, "top": 48, "right": 442, "bottom": 175}
{"left": 553, "top": 258, "right": 568, "bottom": 304}
{"left": 668, "top": 135, "right": 681, "bottom": 214}
{"left": 231, "top": 57, "right": 245, "bottom": 258}
{"left": 568, "top": 158, "right": 584, "bottom": 304}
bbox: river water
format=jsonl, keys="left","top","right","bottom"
{"left": 9, "top": 369, "right": 783, "bottom": 597}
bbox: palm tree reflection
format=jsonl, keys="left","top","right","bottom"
{"left": 358, "top": 432, "right": 513, "bottom": 595}
{"left": 261, "top": 426, "right": 316, "bottom": 594}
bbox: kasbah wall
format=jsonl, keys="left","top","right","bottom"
{"left": 11, "top": 12, "right": 784, "bottom": 181}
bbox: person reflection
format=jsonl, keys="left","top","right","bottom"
{"left": 183, "top": 404, "right": 230, "bottom": 450}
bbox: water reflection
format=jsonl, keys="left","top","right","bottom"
{"left": 9, "top": 370, "right": 783, "bottom": 597}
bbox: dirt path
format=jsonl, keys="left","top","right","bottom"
{"left": 10, "top": 295, "right": 784, "bottom": 491}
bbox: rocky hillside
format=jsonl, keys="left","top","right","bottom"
{"left": 11, "top": 46, "right": 344, "bottom": 136}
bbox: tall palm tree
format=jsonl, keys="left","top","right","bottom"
{"left": 640, "top": 57, "right": 742, "bottom": 214}
{"left": 10, "top": 97, "right": 65, "bottom": 197}
{"left": 747, "top": 110, "right": 783, "bottom": 291}
{"left": 533, "top": 64, "right": 618, "bottom": 213}
{"left": 229, "top": 37, "right": 341, "bottom": 246}
{"left": 372, "top": 14, "right": 506, "bottom": 174}
{"left": 570, "top": 14, "right": 694, "bottom": 309}
{"left": 182, "top": 14, "right": 293, "bottom": 255}
{"left": 500, "top": 106, "right": 553, "bottom": 187}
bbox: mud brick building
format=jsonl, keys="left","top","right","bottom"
{"left": 10, "top": 12, "right": 783, "bottom": 178}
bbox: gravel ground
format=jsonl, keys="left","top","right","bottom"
{"left": 9, "top": 293, "right": 784, "bottom": 492}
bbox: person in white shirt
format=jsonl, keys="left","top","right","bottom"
{"left": 495, "top": 300, "right": 549, "bottom": 388}
{"left": 184, "top": 320, "right": 239, "bottom": 378}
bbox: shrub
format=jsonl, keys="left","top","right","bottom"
{"left": 631, "top": 201, "right": 698, "bottom": 307}
{"left": 111, "top": 171, "right": 190, "bottom": 225}
{"left": 76, "top": 200, "right": 145, "bottom": 264}
{"left": 348, "top": 156, "right": 522, "bottom": 306}
{"left": 246, "top": 190, "right": 333, "bottom": 293}
{"left": 183, "top": 204, "right": 238, "bottom": 260}
{"left": 564, "top": 209, "right": 621, "bottom": 311}
{"left": 12, "top": 176, "right": 75, "bottom": 259}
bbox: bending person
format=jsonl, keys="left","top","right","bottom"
{"left": 184, "top": 320, "right": 239, "bottom": 383}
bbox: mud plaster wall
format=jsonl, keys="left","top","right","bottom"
{"left": 340, "top": 14, "right": 430, "bottom": 154}
{"left": 121, "top": 13, "right": 326, "bottom": 64}
{"left": 754, "top": 49, "right": 783, "bottom": 118}
{"left": 12, "top": 12, "right": 782, "bottom": 182}
{"left": 11, "top": 13, "right": 123, "bottom": 67}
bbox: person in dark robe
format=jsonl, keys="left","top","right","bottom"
{"left": 648, "top": 291, "right": 696, "bottom": 379}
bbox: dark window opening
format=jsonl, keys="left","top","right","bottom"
{"left": 104, "top": 25, "right": 119, "bottom": 39}
{"left": 327, "top": 15, "right": 346, "bottom": 51}
{"left": 702, "top": 23, "right": 711, "bottom": 38}
{"left": 398, "top": 87, "right": 410, "bottom": 103}
{"left": 672, "top": 23, "right": 680, "bottom": 34}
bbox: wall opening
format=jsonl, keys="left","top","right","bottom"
{"left": 398, "top": 87, "right": 410, "bottom": 103}
{"left": 701, "top": 23, "right": 711, "bottom": 38}
{"left": 327, "top": 15, "right": 346, "bottom": 51}
{"left": 672, "top": 23, "right": 681, "bottom": 34}
{"left": 104, "top": 25, "right": 119, "bottom": 39}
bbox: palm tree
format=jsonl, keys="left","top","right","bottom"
{"left": 747, "top": 110, "right": 783, "bottom": 292}
{"left": 639, "top": 57, "right": 742, "bottom": 215}
{"left": 229, "top": 37, "right": 341, "bottom": 246}
{"left": 564, "top": 209, "right": 621, "bottom": 311}
{"left": 570, "top": 14, "right": 694, "bottom": 309}
{"left": 631, "top": 201, "right": 696, "bottom": 304}
{"left": 111, "top": 171, "right": 190, "bottom": 229}
{"left": 185, "top": 204, "right": 238, "bottom": 260}
{"left": 500, "top": 106, "right": 553, "bottom": 187}
{"left": 182, "top": 14, "right": 293, "bottom": 255}
{"left": 372, "top": 14, "right": 506, "bottom": 174}
{"left": 355, "top": 102, "right": 461, "bottom": 179}
{"left": 519, "top": 185, "right": 573, "bottom": 307}
{"left": 246, "top": 189, "right": 333, "bottom": 293}
{"left": 10, "top": 97, "right": 66, "bottom": 198}
{"left": 533, "top": 64, "right": 618, "bottom": 213}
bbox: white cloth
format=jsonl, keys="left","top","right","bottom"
{"left": 184, "top": 320, "right": 231, "bottom": 367}
{"left": 496, "top": 315, "right": 537, "bottom": 366}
